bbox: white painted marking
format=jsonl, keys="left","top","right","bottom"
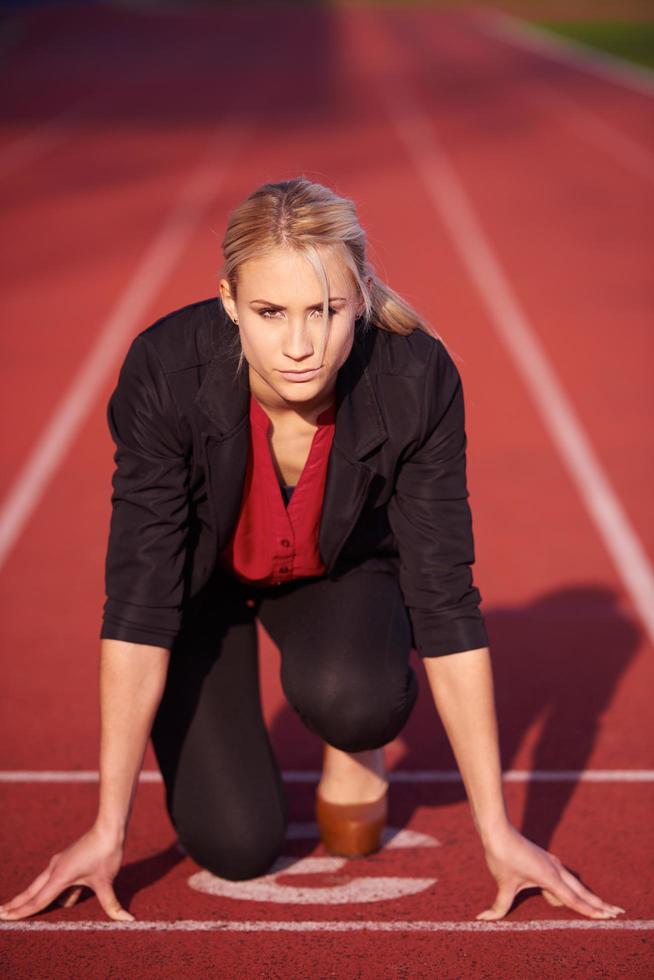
{"left": 0, "top": 769, "right": 653, "bottom": 783}
{"left": 0, "top": 919, "right": 651, "bottom": 932}
{"left": 277, "top": 856, "right": 345, "bottom": 875}
{"left": 538, "top": 90, "right": 654, "bottom": 183}
{"left": 389, "top": 12, "right": 653, "bottom": 181}
{"left": 376, "top": 63, "right": 654, "bottom": 648}
{"left": 188, "top": 858, "right": 437, "bottom": 905}
{"left": 0, "top": 109, "right": 78, "bottom": 180}
{"left": 0, "top": 122, "right": 251, "bottom": 571}
{"left": 285, "top": 770, "right": 654, "bottom": 783}
{"left": 390, "top": 770, "right": 654, "bottom": 784}
{"left": 475, "top": 8, "right": 654, "bottom": 99}
{"left": 185, "top": 822, "right": 440, "bottom": 904}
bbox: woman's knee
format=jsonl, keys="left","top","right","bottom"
{"left": 173, "top": 804, "right": 287, "bottom": 881}
{"left": 283, "top": 662, "right": 419, "bottom": 752}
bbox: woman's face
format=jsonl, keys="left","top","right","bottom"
{"left": 219, "top": 246, "right": 366, "bottom": 411}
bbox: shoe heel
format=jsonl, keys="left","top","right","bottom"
{"left": 315, "top": 788, "right": 388, "bottom": 858}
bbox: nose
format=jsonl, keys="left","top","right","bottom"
{"left": 282, "top": 320, "right": 316, "bottom": 361}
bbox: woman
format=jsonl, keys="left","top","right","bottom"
{"left": 0, "top": 178, "right": 623, "bottom": 924}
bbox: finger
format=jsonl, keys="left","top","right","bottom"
{"left": 476, "top": 881, "right": 518, "bottom": 921}
{"left": 0, "top": 876, "right": 76, "bottom": 921}
{"left": 557, "top": 866, "right": 626, "bottom": 915}
{"left": 545, "top": 876, "right": 618, "bottom": 920}
{"left": 0, "top": 867, "right": 54, "bottom": 913}
{"left": 93, "top": 881, "right": 134, "bottom": 922}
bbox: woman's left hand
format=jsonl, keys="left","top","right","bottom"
{"left": 476, "top": 822, "right": 626, "bottom": 921}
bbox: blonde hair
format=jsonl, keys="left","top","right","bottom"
{"left": 218, "top": 176, "right": 441, "bottom": 376}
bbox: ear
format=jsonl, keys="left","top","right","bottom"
{"left": 219, "top": 279, "right": 238, "bottom": 322}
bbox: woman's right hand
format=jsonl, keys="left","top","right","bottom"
{"left": 0, "top": 824, "right": 134, "bottom": 922}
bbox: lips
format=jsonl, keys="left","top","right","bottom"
{"left": 278, "top": 367, "right": 321, "bottom": 382}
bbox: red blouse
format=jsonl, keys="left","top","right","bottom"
{"left": 218, "top": 393, "right": 336, "bottom": 586}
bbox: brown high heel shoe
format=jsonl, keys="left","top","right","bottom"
{"left": 315, "top": 746, "right": 388, "bottom": 858}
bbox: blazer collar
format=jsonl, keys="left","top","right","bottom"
{"left": 194, "top": 301, "right": 388, "bottom": 461}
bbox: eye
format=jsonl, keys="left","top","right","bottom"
{"left": 312, "top": 306, "right": 338, "bottom": 318}
{"left": 258, "top": 307, "right": 338, "bottom": 319}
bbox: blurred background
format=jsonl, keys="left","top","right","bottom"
{"left": 1, "top": 0, "right": 652, "bottom": 898}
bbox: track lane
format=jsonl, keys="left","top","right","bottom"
{"left": 1, "top": 0, "right": 651, "bottom": 778}
{"left": 474, "top": 8, "right": 654, "bottom": 149}
{"left": 0, "top": 4, "right": 652, "bottom": 974}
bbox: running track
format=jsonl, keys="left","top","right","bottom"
{"left": 0, "top": 4, "right": 652, "bottom": 977}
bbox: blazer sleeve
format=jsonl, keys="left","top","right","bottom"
{"left": 387, "top": 339, "right": 489, "bottom": 657}
{"left": 100, "top": 334, "right": 191, "bottom": 649}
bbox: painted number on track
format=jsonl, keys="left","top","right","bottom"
{"left": 187, "top": 824, "right": 440, "bottom": 905}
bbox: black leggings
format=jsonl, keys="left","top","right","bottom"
{"left": 150, "top": 560, "right": 419, "bottom": 880}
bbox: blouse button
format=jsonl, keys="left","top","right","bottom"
{"left": 280, "top": 539, "right": 290, "bottom": 548}
{"left": 279, "top": 565, "right": 289, "bottom": 574}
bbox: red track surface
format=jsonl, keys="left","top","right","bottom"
{"left": 1, "top": 4, "right": 652, "bottom": 977}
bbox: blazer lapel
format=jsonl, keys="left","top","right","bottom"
{"left": 318, "top": 322, "right": 388, "bottom": 572}
{"left": 192, "top": 307, "right": 248, "bottom": 553}
{"left": 194, "top": 303, "right": 389, "bottom": 573}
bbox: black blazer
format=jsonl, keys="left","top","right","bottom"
{"left": 100, "top": 297, "right": 489, "bottom": 657}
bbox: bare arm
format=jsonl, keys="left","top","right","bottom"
{"left": 423, "top": 648, "right": 625, "bottom": 920}
{"left": 423, "top": 647, "right": 508, "bottom": 842}
{"left": 0, "top": 335, "right": 188, "bottom": 923}
{"left": 95, "top": 639, "right": 170, "bottom": 843}
{"left": 0, "top": 639, "right": 171, "bottom": 922}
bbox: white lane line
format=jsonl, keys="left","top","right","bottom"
{"left": 0, "top": 86, "right": 108, "bottom": 180}
{"left": 0, "top": 919, "right": 652, "bottom": 932}
{"left": 475, "top": 8, "right": 654, "bottom": 99}
{"left": 470, "top": 15, "right": 654, "bottom": 180}
{"left": 0, "top": 105, "right": 87, "bottom": 180}
{"left": 536, "top": 90, "right": 654, "bottom": 183}
{"left": 0, "top": 122, "right": 251, "bottom": 572}
{"left": 392, "top": 12, "right": 653, "bottom": 182}
{"left": 1, "top": 770, "right": 653, "bottom": 783}
{"left": 375, "top": 57, "right": 654, "bottom": 650}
